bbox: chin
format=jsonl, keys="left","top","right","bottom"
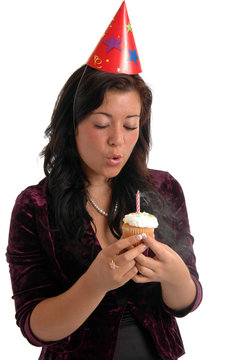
{"left": 104, "top": 166, "right": 122, "bottom": 179}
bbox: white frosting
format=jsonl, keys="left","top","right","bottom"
{"left": 123, "top": 212, "right": 158, "bottom": 228}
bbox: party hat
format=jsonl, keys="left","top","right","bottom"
{"left": 87, "top": 1, "right": 142, "bottom": 74}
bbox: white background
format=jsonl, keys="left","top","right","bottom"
{"left": 1, "top": 0, "right": 239, "bottom": 358}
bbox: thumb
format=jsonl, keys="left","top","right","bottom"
{"left": 142, "top": 236, "right": 170, "bottom": 261}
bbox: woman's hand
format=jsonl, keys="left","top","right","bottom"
{"left": 133, "top": 235, "right": 196, "bottom": 311}
{"left": 133, "top": 235, "right": 189, "bottom": 285}
{"left": 84, "top": 235, "right": 148, "bottom": 294}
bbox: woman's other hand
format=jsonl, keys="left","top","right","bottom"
{"left": 84, "top": 235, "right": 148, "bottom": 294}
{"left": 133, "top": 236, "right": 196, "bottom": 311}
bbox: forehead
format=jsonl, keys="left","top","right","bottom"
{"left": 97, "top": 90, "right": 141, "bottom": 112}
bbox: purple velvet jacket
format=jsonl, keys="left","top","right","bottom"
{"left": 6, "top": 170, "right": 202, "bottom": 360}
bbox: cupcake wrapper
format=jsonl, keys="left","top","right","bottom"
{"left": 122, "top": 225, "right": 154, "bottom": 239}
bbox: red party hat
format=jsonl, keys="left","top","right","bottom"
{"left": 87, "top": 1, "right": 142, "bottom": 74}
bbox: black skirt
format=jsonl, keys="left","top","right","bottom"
{"left": 113, "top": 308, "right": 161, "bottom": 360}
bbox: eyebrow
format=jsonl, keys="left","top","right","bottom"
{"left": 92, "top": 111, "right": 140, "bottom": 119}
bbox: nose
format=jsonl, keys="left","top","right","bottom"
{"left": 108, "top": 124, "right": 124, "bottom": 146}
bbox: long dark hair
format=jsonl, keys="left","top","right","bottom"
{"left": 41, "top": 65, "right": 159, "bottom": 251}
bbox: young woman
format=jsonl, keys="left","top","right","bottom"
{"left": 7, "top": 65, "right": 202, "bottom": 360}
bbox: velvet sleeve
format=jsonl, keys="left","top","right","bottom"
{"left": 6, "top": 186, "right": 62, "bottom": 347}
{"left": 150, "top": 170, "right": 203, "bottom": 317}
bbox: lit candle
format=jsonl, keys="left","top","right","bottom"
{"left": 136, "top": 190, "right": 140, "bottom": 214}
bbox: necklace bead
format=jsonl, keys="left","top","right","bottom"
{"left": 89, "top": 198, "right": 108, "bottom": 216}
{"left": 89, "top": 198, "right": 118, "bottom": 217}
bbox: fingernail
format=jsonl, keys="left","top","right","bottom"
{"left": 141, "top": 233, "right": 147, "bottom": 239}
{"left": 136, "top": 234, "right": 143, "bottom": 241}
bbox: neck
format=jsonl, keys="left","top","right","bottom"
{"left": 87, "top": 178, "right": 112, "bottom": 195}
{"left": 86, "top": 181, "right": 112, "bottom": 211}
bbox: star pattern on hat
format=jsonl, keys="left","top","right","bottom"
{"left": 128, "top": 48, "right": 139, "bottom": 65}
{"left": 103, "top": 34, "right": 122, "bottom": 53}
{"left": 126, "top": 23, "right": 132, "bottom": 32}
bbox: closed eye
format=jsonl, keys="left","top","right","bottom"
{"left": 94, "top": 124, "right": 109, "bottom": 129}
{"left": 94, "top": 124, "right": 137, "bottom": 130}
{"left": 124, "top": 125, "right": 138, "bottom": 131}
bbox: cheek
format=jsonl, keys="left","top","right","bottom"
{"left": 127, "top": 131, "right": 139, "bottom": 150}
{"left": 84, "top": 131, "right": 101, "bottom": 148}
{"left": 76, "top": 128, "right": 102, "bottom": 153}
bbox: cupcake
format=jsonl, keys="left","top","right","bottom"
{"left": 122, "top": 211, "right": 158, "bottom": 239}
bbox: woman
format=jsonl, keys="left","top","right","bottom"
{"left": 7, "top": 65, "right": 202, "bottom": 360}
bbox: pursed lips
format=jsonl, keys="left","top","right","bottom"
{"left": 107, "top": 154, "right": 122, "bottom": 160}
{"left": 106, "top": 154, "right": 123, "bottom": 165}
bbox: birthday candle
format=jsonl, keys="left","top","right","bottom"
{"left": 136, "top": 190, "right": 140, "bottom": 214}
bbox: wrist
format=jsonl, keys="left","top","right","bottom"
{"left": 81, "top": 270, "right": 107, "bottom": 298}
{"left": 164, "top": 262, "right": 193, "bottom": 287}
{"left": 161, "top": 276, "right": 196, "bottom": 311}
